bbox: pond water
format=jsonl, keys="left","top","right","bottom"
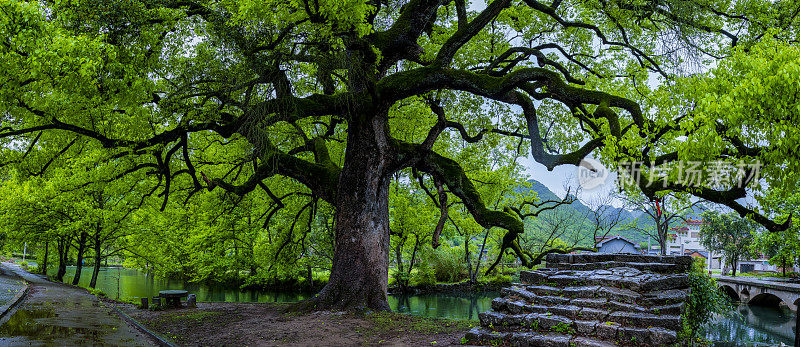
{"left": 51, "top": 266, "right": 494, "bottom": 320}
{"left": 50, "top": 267, "right": 796, "bottom": 343}
{"left": 705, "top": 305, "right": 795, "bottom": 346}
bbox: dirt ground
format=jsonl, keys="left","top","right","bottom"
{"left": 124, "top": 302, "right": 477, "bottom": 346}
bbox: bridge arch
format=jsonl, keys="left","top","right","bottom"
{"left": 748, "top": 292, "right": 786, "bottom": 309}
{"left": 715, "top": 276, "right": 800, "bottom": 311}
{"left": 740, "top": 288, "right": 750, "bottom": 300}
{"left": 719, "top": 285, "right": 739, "bottom": 302}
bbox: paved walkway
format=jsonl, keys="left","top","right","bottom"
{"left": 0, "top": 267, "right": 25, "bottom": 307}
{"left": 0, "top": 262, "right": 155, "bottom": 346}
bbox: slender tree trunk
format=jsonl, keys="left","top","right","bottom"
{"left": 473, "top": 231, "right": 490, "bottom": 283}
{"left": 783, "top": 257, "right": 787, "bottom": 277}
{"left": 40, "top": 241, "right": 49, "bottom": 275}
{"left": 307, "top": 263, "right": 314, "bottom": 291}
{"left": 658, "top": 220, "right": 668, "bottom": 256}
{"left": 465, "top": 236, "right": 474, "bottom": 284}
{"left": 90, "top": 235, "right": 102, "bottom": 288}
{"left": 408, "top": 234, "right": 419, "bottom": 279}
{"left": 55, "top": 236, "right": 70, "bottom": 282}
{"left": 303, "top": 114, "right": 393, "bottom": 311}
{"left": 72, "top": 231, "right": 88, "bottom": 285}
{"left": 394, "top": 235, "right": 406, "bottom": 288}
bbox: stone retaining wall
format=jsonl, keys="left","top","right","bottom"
{"left": 464, "top": 253, "right": 693, "bottom": 346}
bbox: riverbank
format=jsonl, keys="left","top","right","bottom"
{"left": 122, "top": 302, "right": 476, "bottom": 346}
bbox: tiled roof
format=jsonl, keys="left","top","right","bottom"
{"left": 596, "top": 235, "right": 642, "bottom": 249}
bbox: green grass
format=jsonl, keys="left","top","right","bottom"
{"left": 361, "top": 311, "right": 475, "bottom": 336}
{"left": 149, "top": 311, "right": 222, "bottom": 324}
{"left": 737, "top": 271, "right": 799, "bottom": 278}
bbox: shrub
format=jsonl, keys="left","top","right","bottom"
{"left": 410, "top": 264, "right": 437, "bottom": 286}
{"left": 428, "top": 246, "right": 465, "bottom": 283}
{"left": 88, "top": 287, "right": 107, "bottom": 298}
{"left": 680, "top": 258, "right": 734, "bottom": 341}
{"left": 484, "top": 274, "right": 512, "bottom": 285}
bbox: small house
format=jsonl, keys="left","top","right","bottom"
{"left": 595, "top": 235, "right": 642, "bottom": 254}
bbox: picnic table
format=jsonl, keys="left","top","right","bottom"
{"left": 159, "top": 290, "right": 188, "bottom": 308}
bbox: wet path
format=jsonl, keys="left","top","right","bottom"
{"left": 0, "top": 262, "right": 155, "bottom": 346}
{"left": 0, "top": 267, "right": 25, "bottom": 307}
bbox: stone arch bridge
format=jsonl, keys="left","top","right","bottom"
{"left": 715, "top": 275, "right": 800, "bottom": 311}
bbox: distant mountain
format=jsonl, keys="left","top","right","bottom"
{"left": 519, "top": 179, "right": 650, "bottom": 245}
{"left": 517, "top": 180, "right": 711, "bottom": 249}
{"left": 516, "top": 180, "right": 561, "bottom": 202}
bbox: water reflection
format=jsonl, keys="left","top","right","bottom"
{"left": 51, "top": 267, "right": 494, "bottom": 320}
{"left": 0, "top": 306, "right": 116, "bottom": 341}
{"left": 389, "top": 292, "right": 495, "bottom": 321}
{"left": 706, "top": 305, "right": 794, "bottom": 346}
{"left": 50, "top": 265, "right": 800, "bottom": 342}
{"left": 50, "top": 266, "right": 311, "bottom": 303}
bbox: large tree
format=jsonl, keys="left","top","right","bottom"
{"left": 2, "top": 0, "right": 800, "bottom": 311}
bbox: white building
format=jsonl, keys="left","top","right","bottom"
{"left": 666, "top": 219, "right": 777, "bottom": 273}
{"left": 666, "top": 219, "right": 705, "bottom": 256}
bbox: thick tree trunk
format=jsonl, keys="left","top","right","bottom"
{"left": 72, "top": 231, "right": 88, "bottom": 285}
{"left": 302, "top": 114, "right": 393, "bottom": 311}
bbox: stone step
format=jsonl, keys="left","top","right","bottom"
{"left": 479, "top": 311, "right": 528, "bottom": 330}
{"left": 511, "top": 284, "right": 642, "bottom": 305}
{"left": 505, "top": 283, "right": 686, "bottom": 316}
{"left": 617, "top": 326, "right": 678, "bottom": 345}
{"left": 642, "top": 289, "right": 689, "bottom": 306}
{"left": 651, "top": 302, "right": 684, "bottom": 315}
{"left": 551, "top": 261, "right": 683, "bottom": 273}
{"left": 577, "top": 321, "right": 678, "bottom": 345}
{"left": 464, "top": 326, "right": 618, "bottom": 347}
{"left": 479, "top": 310, "right": 577, "bottom": 333}
{"left": 569, "top": 298, "right": 649, "bottom": 313}
{"left": 474, "top": 313, "right": 678, "bottom": 346}
{"left": 491, "top": 297, "right": 551, "bottom": 315}
{"left": 546, "top": 253, "right": 693, "bottom": 268}
{"left": 606, "top": 311, "right": 682, "bottom": 330}
{"left": 501, "top": 287, "right": 571, "bottom": 306}
{"left": 520, "top": 270, "right": 689, "bottom": 292}
{"left": 491, "top": 294, "right": 682, "bottom": 327}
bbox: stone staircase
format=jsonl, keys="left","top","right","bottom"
{"left": 464, "top": 253, "right": 693, "bottom": 346}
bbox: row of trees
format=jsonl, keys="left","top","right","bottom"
{"left": 0, "top": 146, "right": 615, "bottom": 290}
{"left": 699, "top": 210, "right": 800, "bottom": 278}
{"left": 2, "top": 0, "right": 800, "bottom": 311}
